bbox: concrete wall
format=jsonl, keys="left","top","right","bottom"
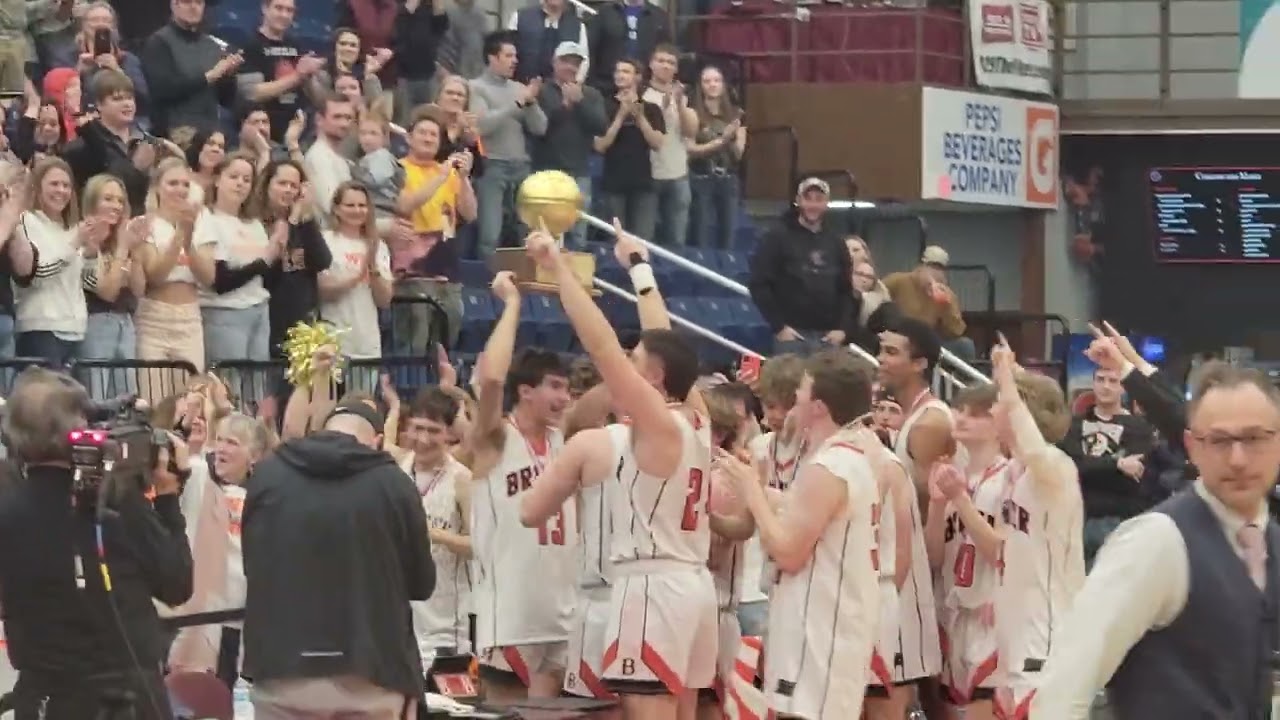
{"left": 1060, "top": 0, "right": 1239, "bottom": 100}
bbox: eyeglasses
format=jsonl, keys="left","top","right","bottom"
{"left": 1189, "top": 428, "right": 1280, "bottom": 454}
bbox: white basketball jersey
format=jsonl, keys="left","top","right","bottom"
{"left": 472, "top": 422, "right": 577, "bottom": 650}
{"left": 752, "top": 430, "right": 806, "bottom": 597}
{"left": 609, "top": 409, "right": 712, "bottom": 568}
{"left": 941, "top": 457, "right": 1012, "bottom": 611}
{"left": 891, "top": 394, "right": 948, "bottom": 680}
{"left": 996, "top": 451, "right": 1085, "bottom": 672}
{"left": 579, "top": 424, "right": 627, "bottom": 589}
{"left": 765, "top": 437, "right": 880, "bottom": 719}
{"left": 412, "top": 455, "right": 472, "bottom": 651}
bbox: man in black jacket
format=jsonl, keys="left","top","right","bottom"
{"left": 0, "top": 367, "right": 193, "bottom": 720}
{"left": 1061, "top": 365, "right": 1156, "bottom": 566}
{"left": 748, "top": 177, "right": 859, "bottom": 356}
{"left": 585, "top": 0, "right": 670, "bottom": 94}
{"left": 63, "top": 70, "right": 151, "bottom": 214}
{"left": 243, "top": 396, "right": 434, "bottom": 716}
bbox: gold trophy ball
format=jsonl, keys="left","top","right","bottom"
{"left": 517, "top": 170, "right": 584, "bottom": 236}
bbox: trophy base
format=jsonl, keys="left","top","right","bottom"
{"left": 490, "top": 247, "right": 599, "bottom": 297}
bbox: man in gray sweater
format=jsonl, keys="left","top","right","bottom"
{"left": 533, "top": 41, "right": 606, "bottom": 250}
{"left": 469, "top": 30, "right": 547, "bottom": 260}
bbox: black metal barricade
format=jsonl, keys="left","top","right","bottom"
{"left": 386, "top": 295, "right": 453, "bottom": 356}
{"left": 0, "top": 357, "right": 61, "bottom": 396}
{"left": 210, "top": 359, "right": 287, "bottom": 418}
{"left": 70, "top": 359, "right": 199, "bottom": 405}
{"left": 349, "top": 354, "right": 441, "bottom": 399}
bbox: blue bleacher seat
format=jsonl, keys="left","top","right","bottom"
{"left": 596, "top": 258, "right": 628, "bottom": 291}
{"left": 732, "top": 224, "right": 759, "bottom": 251}
{"left": 725, "top": 297, "right": 772, "bottom": 355}
{"left": 701, "top": 296, "right": 742, "bottom": 366}
{"left": 588, "top": 242, "right": 612, "bottom": 269}
{"left": 516, "top": 299, "right": 539, "bottom": 348}
{"left": 527, "top": 294, "right": 574, "bottom": 352}
{"left": 458, "top": 259, "right": 493, "bottom": 288}
{"left": 457, "top": 288, "right": 496, "bottom": 353}
{"left": 718, "top": 249, "right": 750, "bottom": 284}
{"left": 658, "top": 258, "right": 694, "bottom": 299}
{"left": 677, "top": 246, "right": 722, "bottom": 274}
{"left": 597, "top": 292, "right": 639, "bottom": 332}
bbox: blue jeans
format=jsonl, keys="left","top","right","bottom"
{"left": 602, "top": 190, "right": 658, "bottom": 245}
{"left": 774, "top": 334, "right": 830, "bottom": 357}
{"left": 566, "top": 175, "right": 593, "bottom": 250}
{"left": 0, "top": 314, "right": 14, "bottom": 360}
{"left": 202, "top": 301, "right": 271, "bottom": 405}
{"left": 689, "top": 173, "right": 739, "bottom": 249}
{"left": 654, "top": 176, "right": 691, "bottom": 247}
{"left": 82, "top": 312, "right": 138, "bottom": 400}
{"left": 474, "top": 158, "right": 530, "bottom": 260}
{"left": 16, "top": 331, "right": 80, "bottom": 367}
{"left": 737, "top": 600, "right": 768, "bottom": 638}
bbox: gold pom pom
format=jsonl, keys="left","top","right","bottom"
{"left": 283, "top": 321, "right": 346, "bottom": 388}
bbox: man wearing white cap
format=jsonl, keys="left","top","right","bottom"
{"left": 748, "top": 176, "right": 860, "bottom": 356}
{"left": 532, "top": 40, "right": 607, "bottom": 249}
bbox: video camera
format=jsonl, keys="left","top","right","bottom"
{"left": 68, "top": 396, "right": 172, "bottom": 495}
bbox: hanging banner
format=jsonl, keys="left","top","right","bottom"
{"left": 920, "top": 87, "right": 1059, "bottom": 209}
{"left": 969, "top": 0, "right": 1054, "bottom": 96}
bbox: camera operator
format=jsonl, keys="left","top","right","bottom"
{"left": 0, "top": 367, "right": 194, "bottom": 720}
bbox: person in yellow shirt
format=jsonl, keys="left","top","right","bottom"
{"left": 392, "top": 107, "right": 477, "bottom": 353}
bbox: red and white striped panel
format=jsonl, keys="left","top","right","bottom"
{"left": 722, "top": 636, "right": 773, "bottom": 720}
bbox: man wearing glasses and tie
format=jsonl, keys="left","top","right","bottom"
{"left": 1032, "top": 356, "right": 1280, "bottom": 720}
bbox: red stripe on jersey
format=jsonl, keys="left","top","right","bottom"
{"left": 579, "top": 659, "right": 615, "bottom": 699}
{"left": 500, "top": 646, "right": 532, "bottom": 688}
{"left": 995, "top": 689, "right": 1035, "bottom": 720}
{"left": 641, "top": 641, "right": 686, "bottom": 696}
{"left": 869, "top": 650, "right": 893, "bottom": 688}
{"left": 827, "top": 442, "right": 865, "bottom": 455}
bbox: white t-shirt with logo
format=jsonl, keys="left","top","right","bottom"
{"left": 319, "top": 230, "right": 391, "bottom": 359}
{"left": 194, "top": 209, "right": 271, "bottom": 310}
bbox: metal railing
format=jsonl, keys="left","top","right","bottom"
{"left": 683, "top": 4, "right": 970, "bottom": 86}
{"left": 582, "top": 215, "right": 991, "bottom": 386}
{"left": 1054, "top": 0, "right": 1238, "bottom": 101}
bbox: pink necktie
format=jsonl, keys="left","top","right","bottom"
{"left": 1237, "top": 523, "right": 1267, "bottom": 591}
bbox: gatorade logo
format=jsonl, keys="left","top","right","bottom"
{"left": 1024, "top": 105, "right": 1058, "bottom": 206}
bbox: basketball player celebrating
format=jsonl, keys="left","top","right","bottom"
{"left": 987, "top": 337, "right": 1084, "bottom": 720}
{"left": 717, "top": 349, "right": 882, "bottom": 719}
{"left": 523, "top": 229, "right": 717, "bottom": 720}
{"left": 406, "top": 388, "right": 475, "bottom": 663}
{"left": 839, "top": 416, "right": 915, "bottom": 720}
{"left": 468, "top": 271, "right": 578, "bottom": 700}
{"left": 922, "top": 384, "right": 1012, "bottom": 719}
{"left": 876, "top": 318, "right": 947, "bottom": 710}
{"left": 521, "top": 223, "right": 685, "bottom": 706}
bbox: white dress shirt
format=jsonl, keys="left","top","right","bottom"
{"left": 506, "top": 9, "right": 590, "bottom": 82}
{"left": 1031, "top": 481, "right": 1270, "bottom": 719}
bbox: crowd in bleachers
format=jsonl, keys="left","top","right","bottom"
{"left": 0, "top": 0, "right": 982, "bottom": 397}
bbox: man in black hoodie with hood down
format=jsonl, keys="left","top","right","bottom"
{"left": 242, "top": 396, "right": 435, "bottom": 717}
{"left": 748, "top": 177, "right": 861, "bottom": 356}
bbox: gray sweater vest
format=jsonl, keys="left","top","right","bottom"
{"left": 1107, "top": 489, "right": 1280, "bottom": 719}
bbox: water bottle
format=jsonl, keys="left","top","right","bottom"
{"left": 233, "top": 676, "right": 254, "bottom": 720}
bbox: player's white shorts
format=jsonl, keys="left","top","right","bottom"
{"left": 479, "top": 642, "right": 567, "bottom": 687}
{"left": 866, "top": 579, "right": 900, "bottom": 689}
{"left": 602, "top": 564, "right": 718, "bottom": 695}
{"left": 894, "top": 578, "right": 941, "bottom": 682}
{"left": 994, "top": 658, "right": 1042, "bottom": 720}
{"left": 564, "top": 586, "right": 613, "bottom": 699}
{"left": 939, "top": 604, "right": 998, "bottom": 704}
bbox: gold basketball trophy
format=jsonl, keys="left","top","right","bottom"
{"left": 491, "top": 170, "right": 598, "bottom": 294}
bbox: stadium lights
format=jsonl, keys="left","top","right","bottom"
{"left": 826, "top": 200, "right": 878, "bottom": 209}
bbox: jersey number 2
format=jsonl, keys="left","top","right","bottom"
{"left": 538, "top": 510, "right": 566, "bottom": 546}
{"left": 681, "top": 468, "right": 705, "bottom": 531}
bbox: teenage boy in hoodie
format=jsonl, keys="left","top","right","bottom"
{"left": 241, "top": 396, "right": 435, "bottom": 717}
{"left": 748, "top": 177, "right": 859, "bottom": 357}
{"left": 1060, "top": 366, "right": 1156, "bottom": 567}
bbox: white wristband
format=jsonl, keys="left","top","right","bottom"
{"left": 629, "top": 262, "right": 656, "bottom": 295}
